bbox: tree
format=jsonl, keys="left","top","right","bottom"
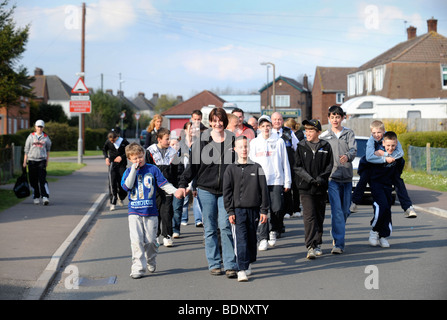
{"left": 0, "top": 1, "right": 34, "bottom": 110}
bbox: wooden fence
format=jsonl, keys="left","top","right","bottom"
{"left": 344, "top": 118, "right": 447, "bottom": 136}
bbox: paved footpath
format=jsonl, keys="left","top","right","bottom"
{"left": 0, "top": 156, "right": 446, "bottom": 300}
{"left": 0, "top": 157, "right": 108, "bottom": 300}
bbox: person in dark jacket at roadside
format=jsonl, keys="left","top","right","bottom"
{"left": 103, "top": 129, "right": 130, "bottom": 211}
{"left": 223, "top": 136, "right": 269, "bottom": 282}
{"left": 294, "top": 120, "right": 333, "bottom": 260}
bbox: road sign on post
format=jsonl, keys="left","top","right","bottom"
{"left": 71, "top": 77, "right": 89, "bottom": 94}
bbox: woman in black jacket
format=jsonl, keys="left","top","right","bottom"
{"left": 177, "top": 108, "right": 238, "bottom": 278}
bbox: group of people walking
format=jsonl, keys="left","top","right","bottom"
{"left": 97, "top": 105, "right": 418, "bottom": 281}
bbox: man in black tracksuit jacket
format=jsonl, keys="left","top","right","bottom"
{"left": 293, "top": 120, "right": 333, "bottom": 258}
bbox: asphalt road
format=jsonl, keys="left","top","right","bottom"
{"left": 44, "top": 201, "right": 447, "bottom": 301}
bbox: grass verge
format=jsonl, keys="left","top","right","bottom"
{"left": 402, "top": 170, "right": 447, "bottom": 192}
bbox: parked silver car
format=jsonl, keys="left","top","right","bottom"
{"left": 352, "top": 136, "right": 396, "bottom": 204}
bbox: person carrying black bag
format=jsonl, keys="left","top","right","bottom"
{"left": 14, "top": 167, "right": 30, "bottom": 199}
{"left": 23, "top": 120, "right": 52, "bottom": 205}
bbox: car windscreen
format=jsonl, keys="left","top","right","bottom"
{"left": 356, "top": 139, "right": 367, "bottom": 158}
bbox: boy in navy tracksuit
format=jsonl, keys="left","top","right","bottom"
{"left": 368, "top": 131, "right": 402, "bottom": 248}
{"left": 223, "top": 136, "right": 269, "bottom": 282}
{"left": 351, "top": 120, "right": 417, "bottom": 218}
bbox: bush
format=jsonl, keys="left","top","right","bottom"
{"left": 14, "top": 122, "right": 109, "bottom": 151}
{"left": 399, "top": 131, "right": 447, "bottom": 162}
{"left": 0, "top": 134, "right": 26, "bottom": 148}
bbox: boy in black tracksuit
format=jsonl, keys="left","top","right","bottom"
{"left": 293, "top": 120, "right": 333, "bottom": 259}
{"left": 368, "top": 131, "right": 401, "bottom": 248}
{"left": 103, "top": 130, "right": 130, "bottom": 210}
{"left": 146, "top": 128, "right": 180, "bottom": 247}
{"left": 223, "top": 136, "right": 269, "bottom": 281}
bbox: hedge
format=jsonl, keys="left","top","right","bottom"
{"left": 5, "top": 122, "right": 109, "bottom": 151}
{"left": 399, "top": 131, "right": 447, "bottom": 162}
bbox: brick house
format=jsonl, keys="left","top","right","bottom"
{"left": 0, "top": 89, "right": 31, "bottom": 135}
{"left": 31, "top": 68, "right": 72, "bottom": 117}
{"left": 259, "top": 75, "right": 311, "bottom": 123}
{"left": 346, "top": 18, "right": 447, "bottom": 100}
{"left": 312, "top": 66, "right": 356, "bottom": 124}
{"left": 162, "top": 90, "right": 225, "bottom": 135}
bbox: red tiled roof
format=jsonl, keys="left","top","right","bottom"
{"left": 162, "top": 90, "right": 225, "bottom": 116}
{"left": 315, "top": 67, "right": 357, "bottom": 92}
{"left": 358, "top": 31, "right": 447, "bottom": 70}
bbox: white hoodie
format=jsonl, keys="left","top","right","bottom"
{"left": 249, "top": 133, "right": 291, "bottom": 188}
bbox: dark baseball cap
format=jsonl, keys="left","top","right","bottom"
{"left": 302, "top": 119, "right": 322, "bottom": 131}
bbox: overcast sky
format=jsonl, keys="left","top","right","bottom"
{"left": 12, "top": 0, "right": 447, "bottom": 100}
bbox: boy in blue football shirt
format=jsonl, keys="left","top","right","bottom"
{"left": 121, "top": 143, "right": 179, "bottom": 279}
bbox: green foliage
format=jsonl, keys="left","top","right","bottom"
{"left": 399, "top": 131, "right": 447, "bottom": 165}
{"left": 0, "top": 0, "right": 34, "bottom": 109}
{"left": 34, "top": 102, "right": 68, "bottom": 124}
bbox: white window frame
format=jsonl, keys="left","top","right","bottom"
{"left": 347, "top": 75, "right": 356, "bottom": 96}
{"left": 366, "top": 69, "right": 373, "bottom": 92}
{"left": 374, "top": 66, "right": 384, "bottom": 91}
{"left": 356, "top": 72, "right": 364, "bottom": 95}
{"left": 336, "top": 92, "right": 345, "bottom": 104}
{"left": 441, "top": 65, "right": 447, "bottom": 90}
{"left": 274, "top": 95, "right": 290, "bottom": 107}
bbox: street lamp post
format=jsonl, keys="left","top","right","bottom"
{"left": 261, "top": 62, "right": 276, "bottom": 112}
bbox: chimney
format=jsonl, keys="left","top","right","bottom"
{"left": 303, "top": 74, "right": 309, "bottom": 89}
{"left": 34, "top": 67, "right": 44, "bottom": 76}
{"left": 427, "top": 17, "right": 437, "bottom": 33}
{"left": 407, "top": 26, "right": 417, "bottom": 40}
{"left": 106, "top": 89, "right": 113, "bottom": 95}
{"left": 138, "top": 92, "right": 145, "bottom": 98}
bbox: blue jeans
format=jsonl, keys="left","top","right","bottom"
{"left": 198, "top": 188, "right": 237, "bottom": 271}
{"left": 328, "top": 180, "right": 352, "bottom": 250}
{"left": 172, "top": 193, "right": 203, "bottom": 234}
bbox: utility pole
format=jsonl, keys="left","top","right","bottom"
{"left": 78, "top": 2, "right": 86, "bottom": 164}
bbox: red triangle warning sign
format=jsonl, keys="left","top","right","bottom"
{"left": 71, "top": 78, "right": 89, "bottom": 94}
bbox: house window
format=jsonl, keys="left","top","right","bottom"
{"left": 442, "top": 65, "right": 447, "bottom": 89}
{"left": 356, "top": 72, "right": 364, "bottom": 95}
{"left": 367, "top": 70, "right": 373, "bottom": 92}
{"left": 348, "top": 75, "right": 356, "bottom": 96}
{"left": 274, "top": 95, "right": 290, "bottom": 107}
{"left": 336, "top": 92, "right": 345, "bottom": 104}
{"left": 374, "top": 66, "right": 384, "bottom": 91}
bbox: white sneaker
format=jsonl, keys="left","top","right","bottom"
{"left": 163, "top": 236, "right": 174, "bottom": 247}
{"left": 181, "top": 222, "right": 188, "bottom": 226}
{"left": 147, "top": 264, "right": 156, "bottom": 273}
{"left": 110, "top": 204, "right": 116, "bottom": 211}
{"left": 404, "top": 206, "right": 417, "bottom": 218}
{"left": 33, "top": 198, "right": 40, "bottom": 205}
{"left": 245, "top": 264, "right": 252, "bottom": 276}
{"left": 314, "top": 245, "right": 323, "bottom": 256}
{"left": 42, "top": 197, "right": 49, "bottom": 205}
{"left": 307, "top": 247, "right": 316, "bottom": 260}
{"left": 369, "top": 230, "right": 379, "bottom": 246}
{"left": 258, "top": 239, "right": 268, "bottom": 251}
{"left": 237, "top": 270, "right": 248, "bottom": 282}
{"left": 172, "top": 232, "right": 180, "bottom": 238}
{"left": 379, "top": 237, "right": 390, "bottom": 248}
{"left": 268, "top": 231, "right": 277, "bottom": 247}
{"left": 284, "top": 213, "right": 291, "bottom": 219}
{"left": 350, "top": 202, "right": 358, "bottom": 213}
{"left": 292, "top": 212, "right": 302, "bottom": 218}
